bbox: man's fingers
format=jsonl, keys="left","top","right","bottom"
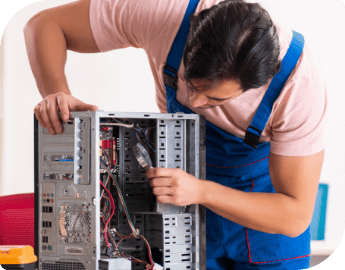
{"left": 150, "top": 178, "right": 172, "bottom": 188}
{"left": 34, "top": 93, "right": 98, "bottom": 135}
{"left": 56, "top": 93, "right": 70, "bottom": 122}
{"left": 39, "top": 101, "right": 55, "bottom": 134}
{"left": 34, "top": 104, "right": 46, "bottom": 128}
{"left": 152, "top": 187, "right": 172, "bottom": 196}
{"left": 156, "top": 195, "right": 173, "bottom": 204}
{"left": 73, "top": 101, "right": 99, "bottom": 112}
{"left": 46, "top": 97, "right": 62, "bottom": 133}
{"left": 88, "top": 104, "right": 99, "bottom": 111}
{"left": 146, "top": 167, "right": 175, "bottom": 179}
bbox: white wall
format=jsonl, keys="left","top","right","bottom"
{"left": 1, "top": 0, "right": 345, "bottom": 269}
{"left": 0, "top": 10, "right": 3, "bottom": 199}
{"left": 0, "top": 0, "right": 159, "bottom": 196}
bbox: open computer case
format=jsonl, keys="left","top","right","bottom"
{"left": 34, "top": 111, "right": 206, "bottom": 270}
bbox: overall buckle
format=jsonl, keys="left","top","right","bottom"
{"left": 163, "top": 65, "right": 178, "bottom": 90}
{"left": 244, "top": 125, "right": 262, "bottom": 149}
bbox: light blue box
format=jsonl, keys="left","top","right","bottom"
{"left": 310, "top": 184, "right": 328, "bottom": 240}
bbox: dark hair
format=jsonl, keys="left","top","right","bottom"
{"left": 183, "top": 0, "right": 281, "bottom": 92}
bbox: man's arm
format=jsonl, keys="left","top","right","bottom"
{"left": 147, "top": 150, "right": 324, "bottom": 238}
{"left": 24, "top": 0, "right": 100, "bottom": 134}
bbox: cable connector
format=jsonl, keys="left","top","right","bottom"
{"left": 134, "top": 228, "right": 140, "bottom": 237}
{"left": 153, "top": 263, "right": 163, "bottom": 270}
{"left": 109, "top": 228, "right": 117, "bottom": 233}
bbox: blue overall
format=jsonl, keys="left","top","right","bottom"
{"left": 163, "top": 0, "right": 311, "bottom": 269}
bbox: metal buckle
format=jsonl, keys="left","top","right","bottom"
{"left": 163, "top": 65, "right": 178, "bottom": 90}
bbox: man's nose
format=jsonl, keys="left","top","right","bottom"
{"left": 189, "top": 92, "right": 208, "bottom": 108}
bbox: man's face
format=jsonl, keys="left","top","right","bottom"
{"left": 187, "top": 79, "right": 243, "bottom": 109}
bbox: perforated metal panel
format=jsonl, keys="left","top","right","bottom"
{"left": 59, "top": 203, "right": 92, "bottom": 243}
{"left": 163, "top": 214, "right": 193, "bottom": 270}
{"left": 41, "top": 261, "right": 86, "bottom": 270}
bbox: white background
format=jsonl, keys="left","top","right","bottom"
{"left": 0, "top": 0, "right": 344, "bottom": 269}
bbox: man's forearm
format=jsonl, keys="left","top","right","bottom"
{"left": 24, "top": 12, "right": 70, "bottom": 98}
{"left": 200, "top": 180, "right": 308, "bottom": 238}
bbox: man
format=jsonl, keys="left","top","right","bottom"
{"left": 24, "top": 0, "right": 326, "bottom": 269}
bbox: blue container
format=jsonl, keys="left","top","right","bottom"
{"left": 310, "top": 184, "right": 329, "bottom": 240}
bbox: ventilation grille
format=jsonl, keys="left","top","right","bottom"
{"left": 41, "top": 261, "right": 86, "bottom": 270}
{"left": 157, "top": 119, "right": 184, "bottom": 169}
{"left": 59, "top": 203, "right": 91, "bottom": 243}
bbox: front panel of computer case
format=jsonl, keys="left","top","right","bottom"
{"left": 34, "top": 111, "right": 206, "bottom": 270}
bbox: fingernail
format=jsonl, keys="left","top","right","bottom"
{"left": 64, "top": 115, "right": 69, "bottom": 120}
{"left": 49, "top": 128, "right": 55, "bottom": 134}
{"left": 56, "top": 126, "right": 61, "bottom": 132}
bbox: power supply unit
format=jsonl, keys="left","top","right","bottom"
{"left": 34, "top": 111, "right": 206, "bottom": 270}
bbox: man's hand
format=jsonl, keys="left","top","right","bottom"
{"left": 25, "top": 0, "right": 101, "bottom": 134}
{"left": 34, "top": 92, "right": 98, "bottom": 134}
{"left": 146, "top": 168, "right": 205, "bottom": 206}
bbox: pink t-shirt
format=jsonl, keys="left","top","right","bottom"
{"left": 90, "top": 0, "right": 327, "bottom": 156}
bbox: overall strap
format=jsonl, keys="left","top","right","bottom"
{"left": 244, "top": 31, "right": 305, "bottom": 149}
{"left": 163, "top": 0, "right": 200, "bottom": 94}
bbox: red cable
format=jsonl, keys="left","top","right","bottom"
{"left": 100, "top": 180, "right": 115, "bottom": 247}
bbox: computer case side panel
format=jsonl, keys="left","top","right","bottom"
{"left": 34, "top": 115, "right": 40, "bottom": 269}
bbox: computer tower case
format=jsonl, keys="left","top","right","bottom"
{"left": 34, "top": 111, "right": 206, "bottom": 270}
